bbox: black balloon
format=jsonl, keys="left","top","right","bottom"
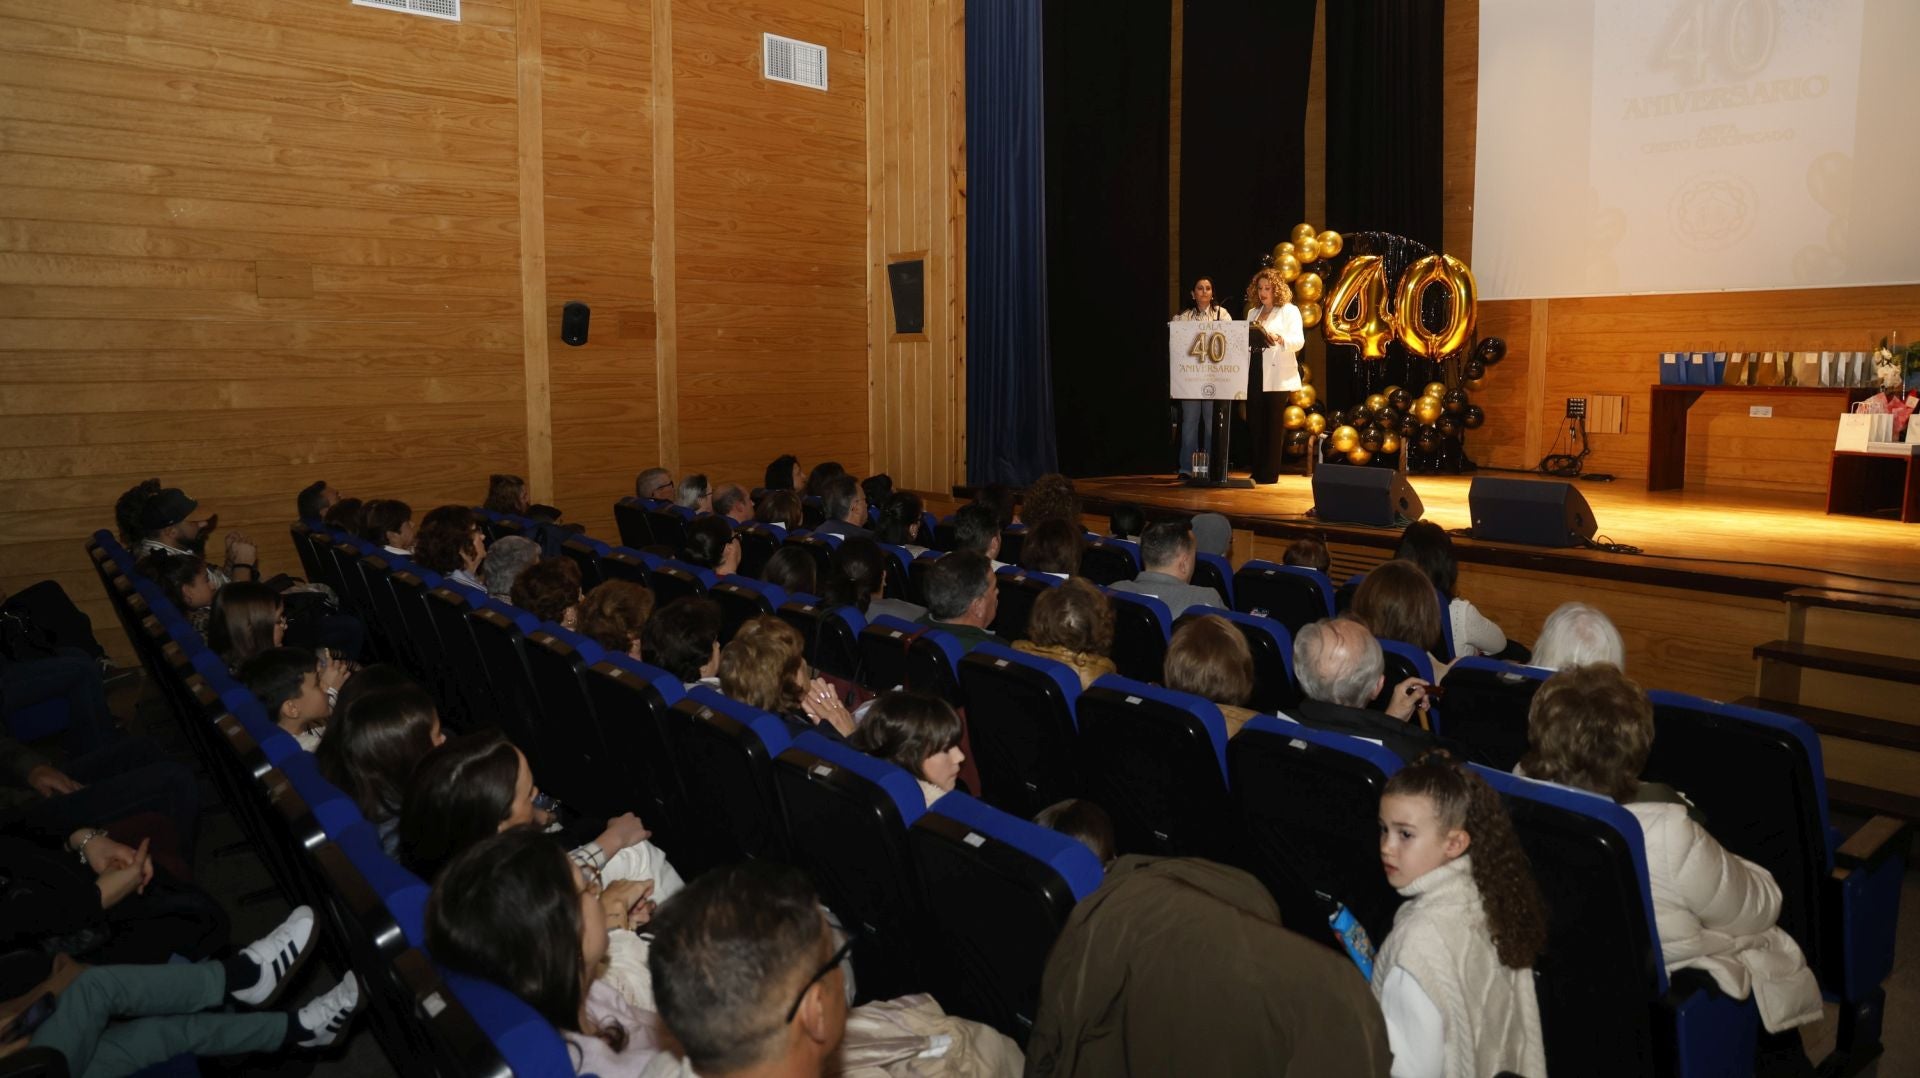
{"left": 1328, "top": 409, "right": 1348, "bottom": 429}
{"left": 1442, "top": 389, "right": 1468, "bottom": 414}
{"left": 1464, "top": 359, "right": 1486, "bottom": 381}
{"left": 1360, "top": 425, "right": 1384, "bottom": 453}
{"left": 1436, "top": 415, "right": 1461, "bottom": 437}
{"left": 1475, "top": 336, "right": 1507, "bottom": 365}
{"left": 1415, "top": 427, "right": 1440, "bottom": 452}
{"left": 1463, "top": 404, "right": 1486, "bottom": 430}
{"left": 1388, "top": 388, "right": 1413, "bottom": 412}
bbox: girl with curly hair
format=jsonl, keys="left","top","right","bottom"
{"left": 1374, "top": 752, "right": 1547, "bottom": 1078}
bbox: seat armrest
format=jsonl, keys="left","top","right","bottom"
{"left": 1832, "top": 815, "right": 1910, "bottom": 879}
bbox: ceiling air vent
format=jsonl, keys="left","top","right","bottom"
{"left": 763, "top": 33, "right": 828, "bottom": 91}
{"left": 353, "top": 0, "right": 461, "bottom": 21}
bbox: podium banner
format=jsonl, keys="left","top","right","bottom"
{"left": 1168, "top": 319, "right": 1249, "bottom": 401}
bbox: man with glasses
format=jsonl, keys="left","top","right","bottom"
{"left": 646, "top": 861, "right": 848, "bottom": 1077}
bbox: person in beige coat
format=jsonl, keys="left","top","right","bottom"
{"left": 1520, "top": 665, "right": 1823, "bottom": 1037}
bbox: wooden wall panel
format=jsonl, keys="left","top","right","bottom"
{"left": 0, "top": 0, "right": 527, "bottom": 654}
{"left": 867, "top": 0, "right": 964, "bottom": 493}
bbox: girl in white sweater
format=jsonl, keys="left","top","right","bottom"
{"left": 1374, "top": 754, "right": 1550, "bottom": 1078}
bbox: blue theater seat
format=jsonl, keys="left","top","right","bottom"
{"left": 988, "top": 567, "right": 1058, "bottom": 641}
{"left": 1075, "top": 676, "right": 1234, "bottom": 860}
{"left": 613, "top": 495, "right": 653, "bottom": 548}
{"left": 522, "top": 625, "right": 627, "bottom": 821}
{"left": 582, "top": 654, "right": 691, "bottom": 865}
{"left": 1076, "top": 536, "right": 1139, "bottom": 586}
{"left": 559, "top": 533, "right": 611, "bottom": 589}
{"left": 649, "top": 558, "right": 715, "bottom": 606}
{"left": 1178, "top": 606, "right": 1299, "bottom": 711}
{"left": 1231, "top": 559, "right": 1334, "bottom": 637}
{"left": 955, "top": 643, "right": 1084, "bottom": 819}
{"left": 857, "top": 614, "right": 923, "bottom": 692}
{"left": 735, "top": 522, "right": 783, "bottom": 578}
{"left": 1104, "top": 589, "right": 1171, "bottom": 682}
{"left": 1434, "top": 656, "right": 1552, "bottom": 769}
{"left": 709, "top": 575, "right": 787, "bottom": 643}
{"left": 466, "top": 600, "right": 549, "bottom": 776}
{"left": 778, "top": 598, "right": 864, "bottom": 682}
{"left": 664, "top": 686, "right": 793, "bottom": 865}
{"left": 1191, "top": 551, "right": 1234, "bottom": 608}
{"left": 596, "top": 544, "right": 658, "bottom": 589}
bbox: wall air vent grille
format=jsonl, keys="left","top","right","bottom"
{"left": 353, "top": 0, "right": 461, "bottom": 22}
{"left": 763, "top": 33, "right": 828, "bottom": 91}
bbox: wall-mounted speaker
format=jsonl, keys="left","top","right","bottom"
{"left": 561, "top": 301, "right": 590, "bottom": 346}
{"left": 1311, "top": 463, "right": 1425, "bottom": 527}
{"left": 1468, "top": 477, "right": 1596, "bottom": 547}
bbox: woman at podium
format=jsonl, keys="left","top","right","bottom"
{"left": 1245, "top": 267, "right": 1304, "bottom": 484}
{"left": 1173, "top": 276, "right": 1231, "bottom": 478}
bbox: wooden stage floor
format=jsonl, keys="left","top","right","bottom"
{"left": 1070, "top": 471, "right": 1920, "bottom": 599}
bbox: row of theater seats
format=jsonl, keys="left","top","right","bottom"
{"left": 268, "top": 519, "right": 1108, "bottom": 1056}
{"left": 290, "top": 500, "right": 1902, "bottom": 1076}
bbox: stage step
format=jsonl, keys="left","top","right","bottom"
{"left": 1752, "top": 640, "right": 1920, "bottom": 686}
{"left": 1783, "top": 588, "right": 1920, "bottom": 621}
{"left": 1731, "top": 696, "right": 1920, "bottom": 754}
{"left": 1825, "top": 781, "right": 1920, "bottom": 825}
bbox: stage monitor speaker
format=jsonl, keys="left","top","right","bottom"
{"left": 1311, "top": 463, "right": 1425, "bottom": 527}
{"left": 561, "top": 301, "right": 590, "bottom": 346}
{"left": 1468, "top": 477, "right": 1597, "bottom": 548}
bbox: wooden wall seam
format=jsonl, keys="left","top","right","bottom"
{"left": 651, "top": 0, "right": 679, "bottom": 478}
{"left": 516, "top": 0, "right": 554, "bottom": 499}
{"left": 1525, "top": 297, "right": 1549, "bottom": 467}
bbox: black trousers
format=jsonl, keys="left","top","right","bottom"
{"left": 1248, "top": 356, "right": 1284, "bottom": 484}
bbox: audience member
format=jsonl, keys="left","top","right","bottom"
{"left": 577, "top": 580, "right": 656, "bottom": 660}
{"left": 138, "top": 550, "right": 216, "bottom": 634}
{"left": 426, "top": 830, "right": 665, "bottom": 1074}
{"left": 479, "top": 535, "right": 541, "bottom": 601}
{"left": 1034, "top": 798, "right": 1117, "bottom": 868}
{"left": 680, "top": 515, "right": 742, "bottom": 576}
{"left": 1020, "top": 473, "right": 1080, "bottom": 529}
{"left": 510, "top": 557, "right": 584, "bottom": 629}
{"left": 207, "top": 582, "right": 283, "bottom": 669}
{"left": 130, "top": 484, "right": 258, "bottom": 587}
{"left": 115, "top": 477, "right": 164, "bottom": 549}
{"left": 635, "top": 467, "right": 675, "bottom": 502}
{"left": 1019, "top": 518, "right": 1083, "bottom": 578}
{"left": 412, "top": 505, "right": 486, "bottom": 589}
{"left": 1027, "top": 857, "right": 1390, "bottom": 1074}
{"left": 1531, "top": 601, "right": 1624, "bottom": 671}
{"left": 0, "top": 819, "right": 226, "bottom": 966}
{"left": 972, "top": 483, "right": 1017, "bottom": 531}
{"left": 1373, "top": 753, "right": 1548, "bottom": 1078}
{"left": 1282, "top": 536, "right": 1331, "bottom": 574}
{"left": 719, "top": 616, "right": 855, "bottom": 741}
{"left": 1107, "top": 502, "right": 1145, "bottom": 542}
{"left": 1163, "top": 614, "right": 1259, "bottom": 737}
{"left": 360, "top": 499, "right": 416, "bottom": 555}
{"left": 296, "top": 480, "right": 339, "bottom": 523}
{"left": 1291, "top": 618, "right": 1447, "bottom": 764}
{"left": 1394, "top": 521, "right": 1510, "bottom": 661}
{"left": 239, "top": 646, "right": 343, "bottom": 753}
{"left": 951, "top": 503, "right": 1007, "bottom": 569}
{"left": 648, "top": 861, "right": 849, "bottom": 1078}
{"left": 759, "top": 546, "right": 818, "bottom": 599}
{"left": 2, "top": 729, "right": 202, "bottom": 866}
{"left": 22, "top": 909, "right": 362, "bottom": 1072}
{"left": 484, "top": 474, "right": 531, "bottom": 516}
{"left": 2, "top": 580, "right": 113, "bottom": 669}
{"left": 1108, "top": 519, "right": 1223, "bottom": 616}
{"left": 644, "top": 597, "right": 724, "bottom": 687}
{"left": 874, "top": 490, "right": 929, "bottom": 555}
{"left": 915, "top": 552, "right": 999, "bottom": 653}
{"left": 712, "top": 483, "right": 753, "bottom": 524}
{"left": 803, "top": 461, "right": 846, "bottom": 500}
{"left": 1519, "top": 665, "right": 1821, "bottom": 1051}
{"left": 861, "top": 474, "right": 894, "bottom": 522}
{"left": 755, "top": 489, "right": 804, "bottom": 532}
{"left": 1351, "top": 559, "right": 1449, "bottom": 676}
{"left": 321, "top": 496, "right": 365, "bottom": 535}
{"left": 1190, "top": 512, "right": 1232, "bottom": 559}
{"left": 1012, "top": 577, "right": 1115, "bottom": 689}
{"left": 822, "top": 537, "right": 925, "bottom": 623}
{"left": 813, "top": 475, "right": 872, "bottom": 540}
{"left": 846, "top": 690, "right": 966, "bottom": 808}
{"left": 764, "top": 454, "right": 803, "bottom": 494}
{"left": 316, "top": 684, "right": 444, "bottom": 855}
{"left": 676, "top": 474, "right": 713, "bottom": 514}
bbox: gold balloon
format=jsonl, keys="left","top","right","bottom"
{"left": 1423, "top": 381, "right": 1448, "bottom": 399}
{"left": 1282, "top": 405, "right": 1307, "bottom": 429}
{"left": 1306, "top": 412, "right": 1327, "bottom": 434}
{"left": 1295, "top": 272, "right": 1324, "bottom": 303}
{"left": 1365, "top": 393, "right": 1388, "bottom": 413}
{"left": 1321, "top": 255, "right": 1395, "bottom": 359}
{"left": 1381, "top": 384, "right": 1402, "bottom": 400}
{"left": 1317, "top": 230, "right": 1344, "bottom": 257}
{"left": 1297, "top": 238, "right": 1320, "bottom": 264}
{"left": 1392, "top": 253, "right": 1479, "bottom": 359}
{"left": 1277, "top": 254, "right": 1302, "bottom": 282}
{"left": 1347, "top": 447, "right": 1374, "bottom": 466}
{"left": 1330, "top": 425, "right": 1360, "bottom": 453}
{"left": 1413, "top": 397, "right": 1443, "bottom": 425}
{"left": 1298, "top": 302, "right": 1322, "bottom": 329}
{"left": 1380, "top": 433, "right": 1402, "bottom": 454}
{"left": 1292, "top": 222, "right": 1318, "bottom": 247}
{"left": 1271, "top": 242, "right": 1292, "bottom": 266}
{"left": 1292, "top": 385, "right": 1318, "bottom": 408}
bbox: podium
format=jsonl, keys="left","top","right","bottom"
{"left": 1169, "top": 318, "right": 1255, "bottom": 488}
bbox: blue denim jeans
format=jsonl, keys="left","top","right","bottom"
{"left": 1177, "top": 399, "right": 1210, "bottom": 473}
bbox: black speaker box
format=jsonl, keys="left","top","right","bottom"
{"left": 560, "top": 301, "right": 590, "bottom": 346}
{"left": 1468, "top": 477, "right": 1596, "bottom": 548}
{"left": 1311, "top": 463, "right": 1425, "bottom": 527}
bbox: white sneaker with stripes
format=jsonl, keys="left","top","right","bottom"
{"left": 295, "top": 974, "right": 362, "bottom": 1049}
{"left": 230, "top": 905, "right": 317, "bottom": 1008}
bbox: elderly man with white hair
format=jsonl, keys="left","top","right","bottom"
{"left": 1530, "top": 602, "right": 1625, "bottom": 671}
{"left": 1288, "top": 616, "right": 1473, "bottom": 764}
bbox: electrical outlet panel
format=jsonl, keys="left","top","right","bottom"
{"left": 1566, "top": 397, "right": 1587, "bottom": 418}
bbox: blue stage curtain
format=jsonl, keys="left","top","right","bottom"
{"left": 965, "top": 0, "right": 1058, "bottom": 486}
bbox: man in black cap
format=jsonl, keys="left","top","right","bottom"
{"left": 136, "top": 488, "right": 258, "bottom": 588}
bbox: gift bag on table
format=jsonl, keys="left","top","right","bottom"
{"left": 1835, "top": 399, "right": 1894, "bottom": 451}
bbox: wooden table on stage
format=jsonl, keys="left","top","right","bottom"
{"left": 1827, "top": 450, "right": 1920, "bottom": 524}
{"left": 1647, "top": 384, "right": 1869, "bottom": 492}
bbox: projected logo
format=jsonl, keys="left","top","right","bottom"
{"left": 1667, "top": 172, "right": 1756, "bottom": 252}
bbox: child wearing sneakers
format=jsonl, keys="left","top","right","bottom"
{"left": 9, "top": 905, "right": 361, "bottom": 1076}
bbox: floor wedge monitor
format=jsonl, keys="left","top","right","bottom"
{"left": 1311, "top": 463, "right": 1425, "bottom": 527}
{"left": 1469, "top": 477, "right": 1596, "bottom": 548}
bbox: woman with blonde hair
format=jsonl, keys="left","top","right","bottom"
{"left": 1162, "top": 614, "right": 1259, "bottom": 737}
{"left": 718, "top": 615, "right": 856, "bottom": 740}
{"left": 1013, "top": 577, "right": 1116, "bottom": 689}
{"left": 1244, "top": 266, "right": 1305, "bottom": 484}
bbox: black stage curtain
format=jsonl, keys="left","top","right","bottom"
{"left": 966, "top": 0, "right": 1060, "bottom": 485}
{"left": 1178, "top": 0, "right": 1317, "bottom": 475}
{"left": 1323, "top": 0, "right": 1446, "bottom": 414}
{"left": 1041, "top": 0, "right": 1171, "bottom": 479}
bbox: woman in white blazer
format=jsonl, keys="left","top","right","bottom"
{"left": 1243, "top": 267, "right": 1305, "bottom": 484}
